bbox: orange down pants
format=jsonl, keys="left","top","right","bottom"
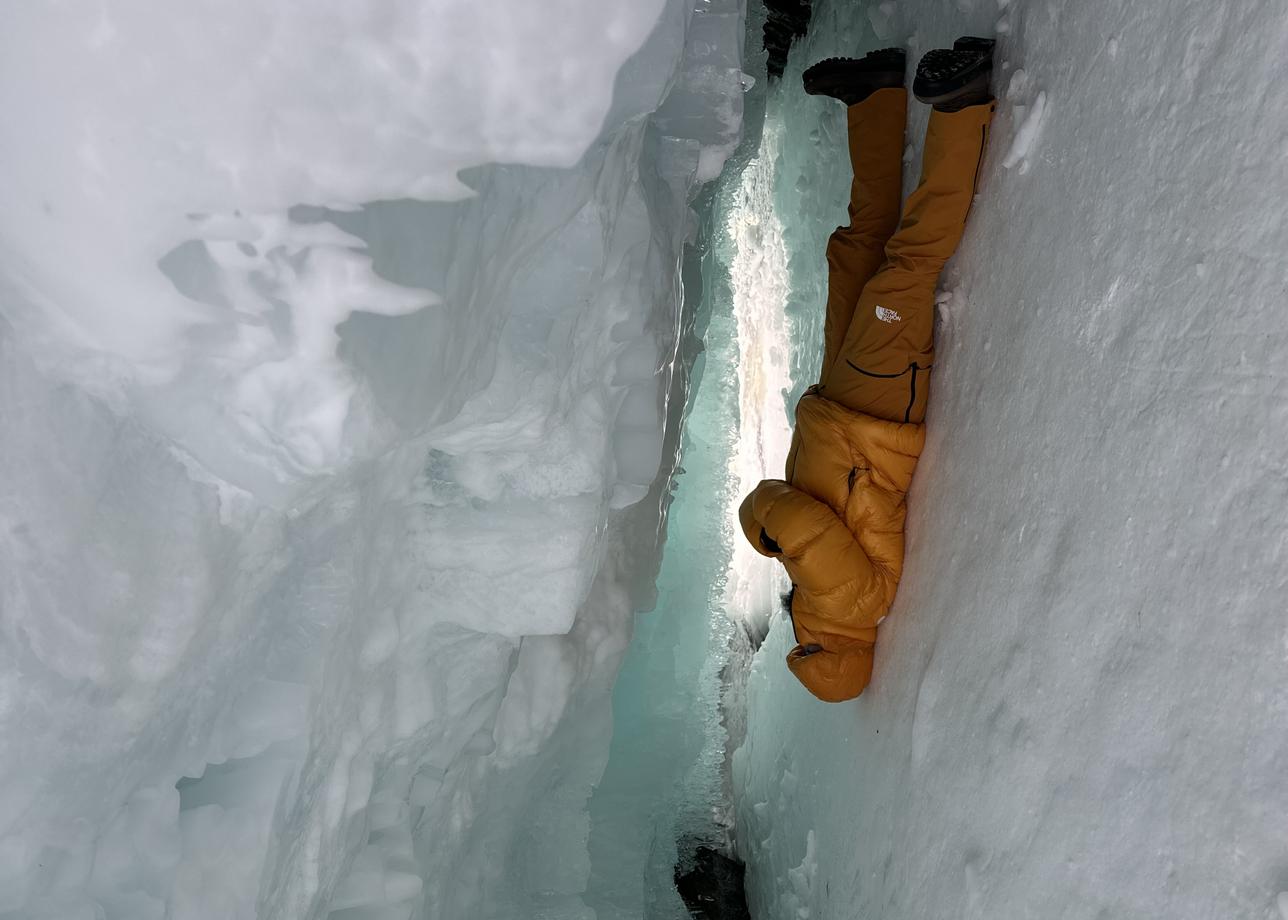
{"left": 818, "top": 88, "right": 995, "bottom": 423}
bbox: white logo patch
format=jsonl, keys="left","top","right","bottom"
{"left": 875, "top": 305, "right": 902, "bottom": 324}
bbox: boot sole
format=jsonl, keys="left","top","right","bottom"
{"left": 912, "top": 50, "right": 992, "bottom": 103}
{"left": 953, "top": 36, "right": 997, "bottom": 54}
{"left": 803, "top": 52, "right": 906, "bottom": 98}
{"left": 803, "top": 50, "right": 905, "bottom": 77}
{"left": 913, "top": 69, "right": 992, "bottom": 106}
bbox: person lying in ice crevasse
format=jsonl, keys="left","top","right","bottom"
{"left": 739, "top": 39, "right": 996, "bottom": 702}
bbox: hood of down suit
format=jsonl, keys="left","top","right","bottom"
{"left": 739, "top": 391, "right": 925, "bottom": 701}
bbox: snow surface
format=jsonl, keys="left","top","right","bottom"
{"left": 0, "top": 1, "right": 749, "bottom": 917}
{"left": 730, "top": 0, "right": 1288, "bottom": 918}
{"left": 6, "top": 0, "right": 1288, "bottom": 916}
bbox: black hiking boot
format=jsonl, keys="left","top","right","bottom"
{"left": 913, "top": 39, "right": 994, "bottom": 111}
{"left": 802, "top": 47, "right": 906, "bottom": 106}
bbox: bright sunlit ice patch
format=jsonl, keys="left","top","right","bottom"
{"left": 725, "top": 119, "right": 794, "bottom": 628}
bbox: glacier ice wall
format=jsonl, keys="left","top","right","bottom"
{"left": 0, "top": 2, "right": 748, "bottom": 917}
{"left": 582, "top": 32, "right": 806, "bottom": 912}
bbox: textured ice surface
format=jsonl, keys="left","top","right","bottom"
{"left": 733, "top": 0, "right": 1288, "bottom": 918}
{"left": 2, "top": 1, "right": 674, "bottom": 499}
{"left": 0, "top": 1, "right": 747, "bottom": 917}
{"left": 581, "top": 32, "right": 783, "bottom": 910}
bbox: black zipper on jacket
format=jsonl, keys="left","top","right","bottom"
{"left": 905, "top": 365, "right": 919, "bottom": 423}
{"left": 845, "top": 360, "right": 932, "bottom": 423}
{"left": 972, "top": 122, "right": 989, "bottom": 196}
{"left": 846, "top": 360, "right": 907, "bottom": 378}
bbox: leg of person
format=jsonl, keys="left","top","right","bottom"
{"left": 819, "top": 87, "right": 907, "bottom": 380}
{"left": 820, "top": 100, "right": 995, "bottom": 423}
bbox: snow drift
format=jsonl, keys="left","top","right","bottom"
{"left": 728, "top": 1, "right": 1288, "bottom": 918}
{"left": 0, "top": 1, "right": 748, "bottom": 917}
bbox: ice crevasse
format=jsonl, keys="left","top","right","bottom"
{"left": 0, "top": 1, "right": 749, "bottom": 917}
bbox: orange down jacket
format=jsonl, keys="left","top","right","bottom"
{"left": 739, "top": 388, "right": 925, "bottom": 702}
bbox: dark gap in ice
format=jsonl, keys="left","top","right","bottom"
{"left": 674, "top": 840, "right": 751, "bottom": 919}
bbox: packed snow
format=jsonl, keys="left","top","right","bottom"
{"left": 0, "top": 1, "right": 748, "bottom": 917}
{"left": 727, "top": 0, "right": 1288, "bottom": 918}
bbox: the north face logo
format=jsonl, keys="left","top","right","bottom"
{"left": 875, "top": 305, "right": 902, "bottom": 323}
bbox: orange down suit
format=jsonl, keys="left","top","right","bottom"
{"left": 739, "top": 88, "right": 994, "bottom": 702}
